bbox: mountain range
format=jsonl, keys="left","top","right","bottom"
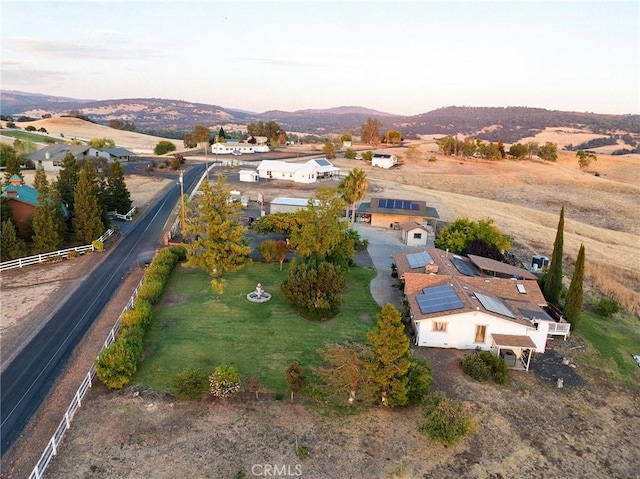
{"left": 2, "top": 90, "right": 639, "bottom": 143}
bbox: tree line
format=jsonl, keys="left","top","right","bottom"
{"left": 1, "top": 145, "right": 132, "bottom": 261}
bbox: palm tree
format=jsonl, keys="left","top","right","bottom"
{"left": 339, "top": 168, "right": 368, "bottom": 226}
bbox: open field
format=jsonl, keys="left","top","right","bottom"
{"left": 2, "top": 121, "right": 639, "bottom": 478}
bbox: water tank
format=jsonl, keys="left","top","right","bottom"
{"left": 532, "top": 255, "right": 549, "bottom": 269}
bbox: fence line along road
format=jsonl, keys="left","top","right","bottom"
{"left": 0, "top": 229, "right": 114, "bottom": 272}
{"left": 27, "top": 276, "right": 144, "bottom": 479}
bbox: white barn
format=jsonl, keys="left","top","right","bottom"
{"left": 211, "top": 142, "right": 269, "bottom": 155}
{"left": 256, "top": 159, "right": 339, "bottom": 184}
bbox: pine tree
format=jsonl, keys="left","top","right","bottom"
{"left": 367, "top": 303, "right": 411, "bottom": 406}
{"left": 73, "top": 162, "right": 104, "bottom": 244}
{"left": 31, "top": 175, "right": 65, "bottom": 253}
{"left": 543, "top": 206, "right": 564, "bottom": 304}
{"left": 184, "top": 175, "right": 251, "bottom": 293}
{"left": 56, "top": 152, "right": 79, "bottom": 213}
{"left": 564, "top": 244, "right": 585, "bottom": 331}
{"left": 3, "top": 148, "right": 23, "bottom": 185}
{"left": 33, "top": 163, "right": 48, "bottom": 192}
{"left": 105, "top": 161, "right": 132, "bottom": 214}
{"left": 1, "top": 219, "right": 26, "bottom": 261}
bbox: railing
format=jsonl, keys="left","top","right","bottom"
{"left": 109, "top": 207, "right": 136, "bottom": 221}
{"left": 547, "top": 321, "right": 571, "bottom": 336}
{"left": 0, "top": 229, "right": 114, "bottom": 272}
{"left": 27, "top": 277, "right": 144, "bottom": 479}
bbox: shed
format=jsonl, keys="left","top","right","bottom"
{"left": 239, "top": 170, "right": 259, "bottom": 182}
{"left": 400, "top": 221, "right": 430, "bottom": 246}
{"left": 270, "top": 197, "right": 315, "bottom": 214}
{"left": 372, "top": 153, "right": 400, "bottom": 169}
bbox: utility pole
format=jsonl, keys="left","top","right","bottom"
{"left": 179, "top": 170, "right": 186, "bottom": 234}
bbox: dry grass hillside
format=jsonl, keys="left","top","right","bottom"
{"left": 1, "top": 118, "right": 182, "bottom": 153}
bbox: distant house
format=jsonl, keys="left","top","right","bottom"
{"left": 25, "top": 144, "right": 102, "bottom": 171}
{"left": 372, "top": 153, "right": 400, "bottom": 169}
{"left": 392, "top": 247, "right": 570, "bottom": 371}
{"left": 1, "top": 175, "right": 69, "bottom": 236}
{"left": 211, "top": 141, "right": 269, "bottom": 155}
{"left": 239, "top": 170, "right": 259, "bottom": 182}
{"left": 357, "top": 197, "right": 439, "bottom": 229}
{"left": 256, "top": 159, "right": 339, "bottom": 184}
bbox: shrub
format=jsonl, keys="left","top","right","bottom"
{"left": 172, "top": 367, "right": 208, "bottom": 399}
{"left": 95, "top": 341, "right": 138, "bottom": 389}
{"left": 25, "top": 125, "right": 36, "bottom": 132}
{"left": 461, "top": 350, "right": 508, "bottom": 384}
{"left": 461, "top": 352, "right": 492, "bottom": 382}
{"left": 593, "top": 296, "right": 620, "bottom": 318}
{"left": 67, "top": 250, "right": 80, "bottom": 259}
{"left": 418, "top": 391, "right": 477, "bottom": 446}
{"left": 154, "top": 140, "right": 177, "bottom": 155}
{"left": 137, "top": 279, "right": 164, "bottom": 304}
{"left": 92, "top": 240, "right": 104, "bottom": 252}
{"left": 209, "top": 365, "right": 241, "bottom": 399}
{"left": 258, "top": 239, "right": 277, "bottom": 262}
{"left": 405, "top": 356, "right": 433, "bottom": 405}
{"left": 344, "top": 148, "right": 357, "bottom": 159}
{"left": 120, "top": 301, "right": 153, "bottom": 329}
{"left": 118, "top": 325, "right": 145, "bottom": 361}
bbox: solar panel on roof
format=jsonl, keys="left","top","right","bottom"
{"left": 378, "top": 198, "right": 389, "bottom": 208}
{"left": 416, "top": 284, "right": 464, "bottom": 315}
{"left": 315, "top": 159, "right": 331, "bottom": 166}
{"left": 450, "top": 256, "right": 479, "bottom": 277}
{"left": 475, "top": 292, "right": 515, "bottom": 318}
{"left": 407, "top": 251, "right": 434, "bottom": 269}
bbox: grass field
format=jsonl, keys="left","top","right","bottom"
{"left": 0, "top": 130, "right": 61, "bottom": 143}
{"left": 576, "top": 312, "right": 640, "bottom": 388}
{"left": 135, "top": 261, "right": 380, "bottom": 394}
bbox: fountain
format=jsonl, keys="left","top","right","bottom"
{"left": 246, "top": 282, "right": 271, "bottom": 303}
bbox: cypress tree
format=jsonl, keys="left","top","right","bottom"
{"left": 56, "top": 152, "right": 79, "bottom": 214}
{"left": 544, "top": 206, "right": 564, "bottom": 304}
{"left": 73, "top": 162, "right": 104, "bottom": 244}
{"left": 564, "top": 244, "right": 585, "bottom": 331}
{"left": 367, "top": 303, "right": 411, "bottom": 406}
{"left": 105, "top": 161, "right": 132, "bottom": 214}
{"left": 31, "top": 174, "right": 65, "bottom": 253}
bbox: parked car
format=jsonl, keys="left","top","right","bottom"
{"left": 232, "top": 150, "right": 242, "bottom": 156}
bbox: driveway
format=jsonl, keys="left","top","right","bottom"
{"left": 354, "top": 223, "right": 434, "bottom": 310}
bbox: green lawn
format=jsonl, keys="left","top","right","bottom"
{"left": 577, "top": 311, "right": 640, "bottom": 388}
{"left": 135, "top": 262, "right": 380, "bottom": 394}
{"left": 1, "top": 130, "right": 61, "bottom": 143}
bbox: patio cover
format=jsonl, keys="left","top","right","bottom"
{"left": 491, "top": 334, "right": 536, "bottom": 349}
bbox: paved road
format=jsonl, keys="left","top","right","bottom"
{"left": 0, "top": 165, "right": 203, "bottom": 456}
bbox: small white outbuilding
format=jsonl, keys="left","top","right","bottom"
{"left": 239, "top": 170, "right": 259, "bottom": 182}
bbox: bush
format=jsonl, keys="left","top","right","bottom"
{"left": 461, "top": 350, "right": 508, "bottom": 384}
{"left": 344, "top": 148, "right": 357, "bottom": 159}
{"left": 95, "top": 341, "right": 138, "bottom": 389}
{"left": 172, "top": 367, "right": 208, "bottom": 399}
{"left": 120, "top": 301, "right": 153, "bottom": 329}
{"left": 405, "top": 356, "right": 433, "bottom": 405}
{"left": 209, "top": 365, "right": 241, "bottom": 399}
{"left": 67, "top": 250, "right": 80, "bottom": 259}
{"left": 137, "top": 279, "right": 164, "bottom": 304}
{"left": 92, "top": 240, "right": 104, "bottom": 251}
{"left": 593, "top": 296, "right": 620, "bottom": 318}
{"left": 418, "top": 392, "right": 477, "bottom": 446}
{"left": 154, "top": 140, "right": 177, "bottom": 155}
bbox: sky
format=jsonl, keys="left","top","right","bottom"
{"left": 2, "top": 0, "right": 639, "bottom": 116}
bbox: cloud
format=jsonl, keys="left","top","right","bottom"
{"left": 1, "top": 61, "right": 69, "bottom": 85}
{"left": 7, "top": 36, "right": 155, "bottom": 61}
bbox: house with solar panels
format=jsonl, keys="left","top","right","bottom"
{"left": 393, "top": 248, "right": 570, "bottom": 371}
{"left": 358, "top": 197, "right": 439, "bottom": 231}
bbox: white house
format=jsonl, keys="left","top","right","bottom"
{"left": 239, "top": 170, "right": 259, "bottom": 182}
{"left": 211, "top": 142, "right": 268, "bottom": 155}
{"left": 393, "top": 248, "right": 570, "bottom": 370}
{"left": 256, "top": 158, "right": 339, "bottom": 184}
{"left": 102, "top": 147, "right": 136, "bottom": 163}
{"left": 400, "top": 221, "right": 431, "bottom": 247}
{"left": 372, "top": 153, "right": 400, "bottom": 169}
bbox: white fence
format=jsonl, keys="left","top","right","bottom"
{"left": 109, "top": 207, "right": 136, "bottom": 222}
{"left": 0, "top": 229, "right": 114, "bottom": 272}
{"left": 27, "top": 277, "right": 144, "bottom": 479}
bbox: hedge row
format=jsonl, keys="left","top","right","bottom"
{"left": 96, "top": 246, "right": 186, "bottom": 389}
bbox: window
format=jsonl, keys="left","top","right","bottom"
{"left": 475, "top": 325, "right": 486, "bottom": 343}
{"left": 413, "top": 232, "right": 422, "bottom": 239}
{"left": 432, "top": 321, "right": 447, "bottom": 332}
